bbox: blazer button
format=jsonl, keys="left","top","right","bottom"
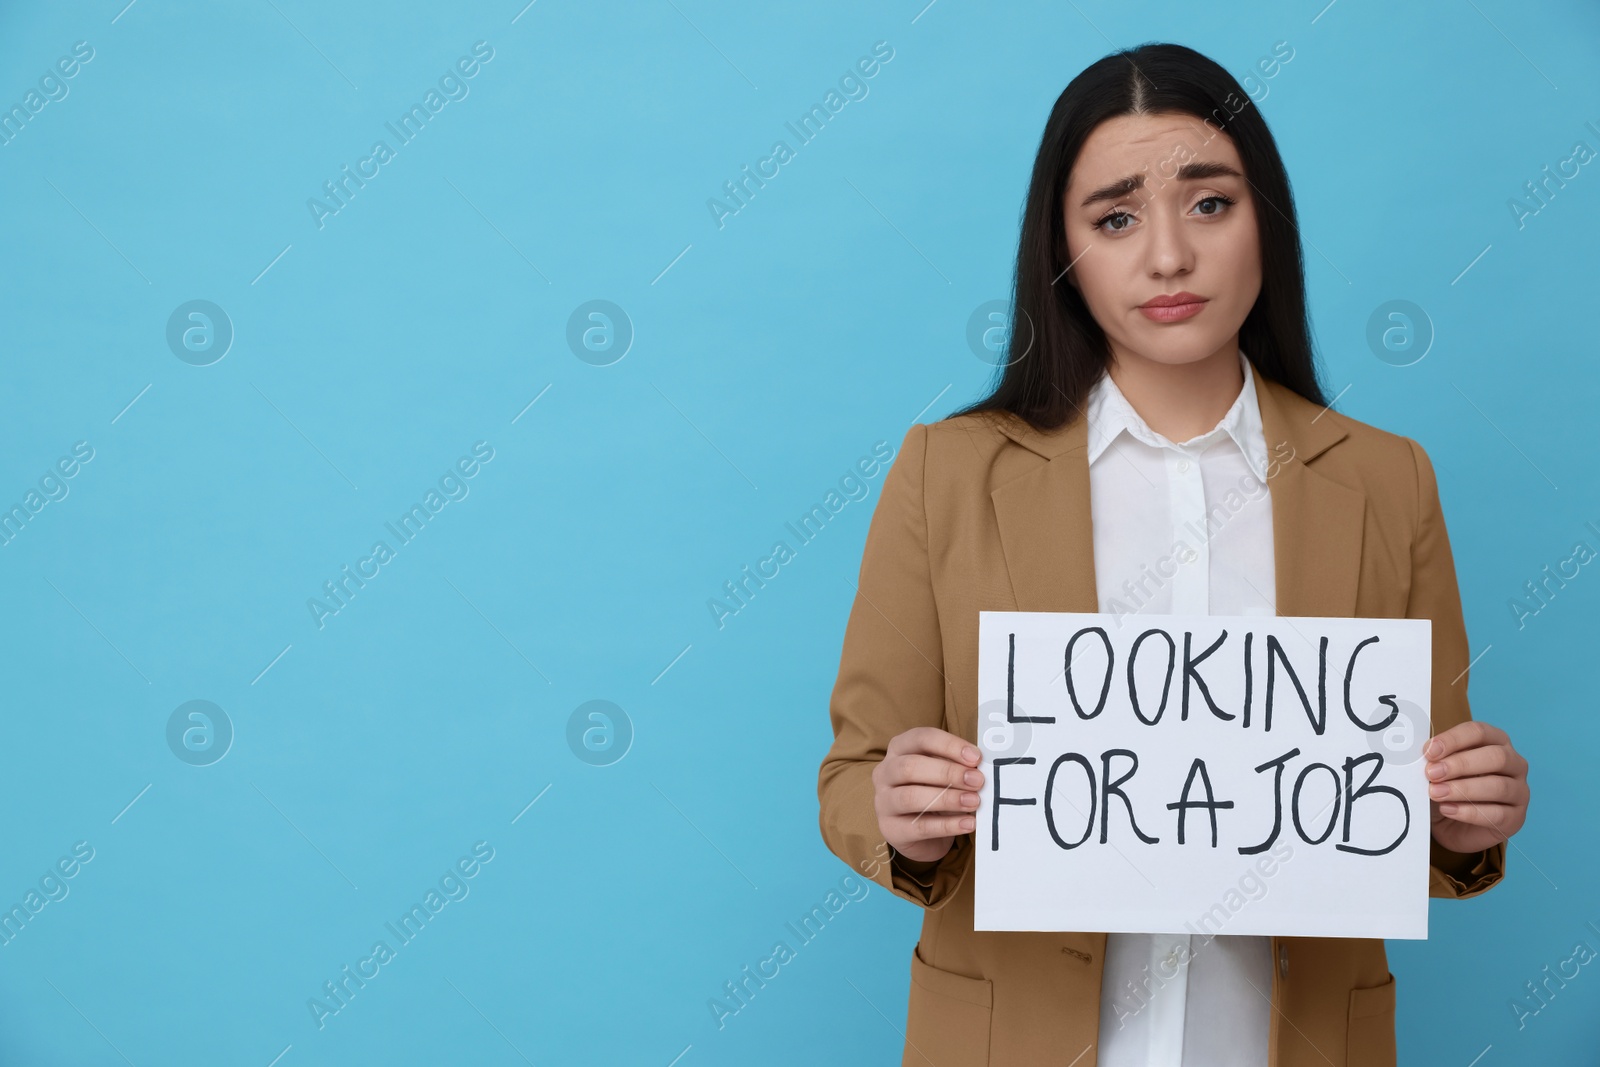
{"left": 1277, "top": 943, "right": 1289, "bottom": 979}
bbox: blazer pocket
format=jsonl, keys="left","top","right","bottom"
{"left": 1346, "top": 971, "right": 1397, "bottom": 1067}
{"left": 904, "top": 943, "right": 993, "bottom": 1067}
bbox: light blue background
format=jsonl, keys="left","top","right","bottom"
{"left": 1, "top": 1, "right": 1595, "bottom": 1063}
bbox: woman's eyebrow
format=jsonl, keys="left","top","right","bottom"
{"left": 1077, "top": 160, "right": 1246, "bottom": 208}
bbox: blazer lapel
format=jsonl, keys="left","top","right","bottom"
{"left": 990, "top": 410, "right": 1100, "bottom": 613}
{"left": 989, "top": 359, "right": 1366, "bottom": 620}
{"left": 1252, "top": 362, "right": 1366, "bottom": 619}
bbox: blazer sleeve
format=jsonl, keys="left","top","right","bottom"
{"left": 817, "top": 422, "right": 973, "bottom": 909}
{"left": 1407, "top": 437, "right": 1509, "bottom": 900}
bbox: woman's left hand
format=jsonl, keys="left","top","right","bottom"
{"left": 1425, "top": 720, "right": 1529, "bottom": 854}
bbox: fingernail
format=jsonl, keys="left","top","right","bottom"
{"left": 1429, "top": 783, "right": 1449, "bottom": 798}
{"left": 1425, "top": 740, "right": 1439, "bottom": 758}
{"left": 964, "top": 771, "right": 981, "bottom": 786}
{"left": 1427, "top": 763, "right": 1446, "bottom": 779}
{"left": 962, "top": 745, "right": 980, "bottom": 762}
{"left": 960, "top": 817, "right": 975, "bottom": 830}
{"left": 962, "top": 793, "right": 978, "bottom": 807}
{"left": 1439, "top": 803, "right": 1458, "bottom": 815}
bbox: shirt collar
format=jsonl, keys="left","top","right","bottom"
{"left": 1085, "top": 346, "right": 1269, "bottom": 482}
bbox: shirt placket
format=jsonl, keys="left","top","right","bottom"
{"left": 1151, "top": 439, "right": 1208, "bottom": 1064}
{"left": 1146, "top": 931, "right": 1191, "bottom": 1065}
{"left": 1165, "top": 443, "right": 1210, "bottom": 615}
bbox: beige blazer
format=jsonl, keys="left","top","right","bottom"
{"left": 817, "top": 360, "right": 1506, "bottom": 1066}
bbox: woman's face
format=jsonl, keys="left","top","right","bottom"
{"left": 1061, "top": 110, "right": 1261, "bottom": 371}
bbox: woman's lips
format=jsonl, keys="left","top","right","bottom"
{"left": 1138, "top": 298, "right": 1207, "bottom": 323}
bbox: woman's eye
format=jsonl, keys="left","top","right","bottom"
{"left": 1094, "top": 195, "right": 1234, "bottom": 232}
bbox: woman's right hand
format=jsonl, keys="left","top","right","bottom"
{"left": 872, "top": 726, "right": 985, "bottom": 864}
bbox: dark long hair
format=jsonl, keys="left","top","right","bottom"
{"left": 949, "top": 41, "right": 1328, "bottom": 431}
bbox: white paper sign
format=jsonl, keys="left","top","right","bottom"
{"left": 975, "top": 611, "right": 1433, "bottom": 939}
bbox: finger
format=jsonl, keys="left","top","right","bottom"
{"left": 891, "top": 811, "right": 975, "bottom": 841}
{"left": 888, "top": 726, "right": 980, "bottom": 766}
{"left": 881, "top": 752, "right": 985, "bottom": 790}
{"left": 1424, "top": 720, "right": 1510, "bottom": 761}
{"left": 889, "top": 783, "right": 981, "bottom": 818}
{"left": 1427, "top": 773, "right": 1521, "bottom": 805}
{"left": 1433, "top": 799, "right": 1520, "bottom": 830}
{"left": 1427, "top": 743, "right": 1521, "bottom": 783}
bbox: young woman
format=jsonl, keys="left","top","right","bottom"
{"left": 817, "top": 42, "right": 1529, "bottom": 1067}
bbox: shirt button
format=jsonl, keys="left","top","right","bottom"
{"left": 1278, "top": 943, "right": 1290, "bottom": 978}
{"left": 1176, "top": 458, "right": 1191, "bottom": 473}
{"left": 1178, "top": 546, "right": 1198, "bottom": 564}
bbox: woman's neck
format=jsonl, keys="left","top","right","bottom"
{"left": 1105, "top": 341, "right": 1245, "bottom": 442}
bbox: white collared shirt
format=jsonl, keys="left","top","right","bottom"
{"left": 1087, "top": 346, "right": 1276, "bottom": 1067}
